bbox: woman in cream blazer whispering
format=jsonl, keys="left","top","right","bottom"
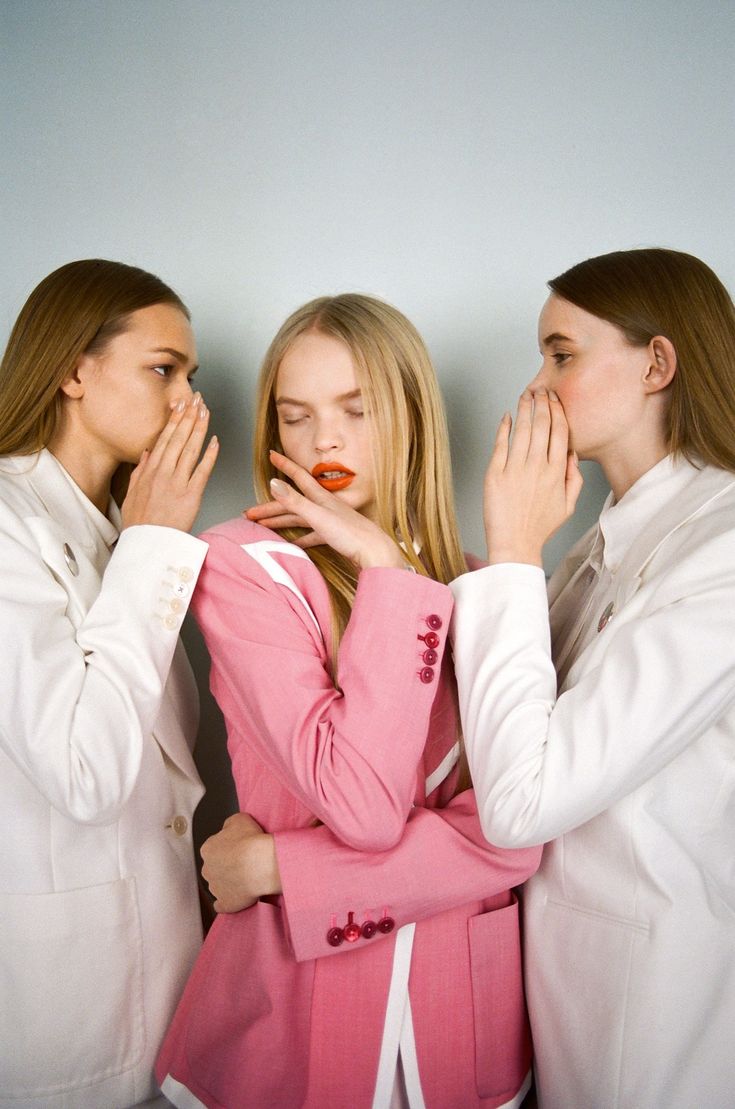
{"left": 0, "top": 260, "right": 218, "bottom": 1108}
{"left": 451, "top": 248, "right": 735, "bottom": 1108}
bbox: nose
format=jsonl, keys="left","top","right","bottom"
{"left": 172, "top": 375, "right": 195, "bottom": 405}
{"left": 526, "top": 364, "right": 549, "bottom": 394}
{"left": 314, "top": 417, "right": 344, "bottom": 454}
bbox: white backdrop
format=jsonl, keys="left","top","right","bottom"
{"left": 3, "top": 0, "right": 734, "bottom": 835}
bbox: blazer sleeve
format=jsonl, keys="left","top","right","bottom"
{"left": 450, "top": 529, "right": 735, "bottom": 848}
{"left": 274, "top": 788, "right": 542, "bottom": 962}
{"left": 0, "top": 511, "right": 207, "bottom": 824}
{"left": 192, "top": 530, "right": 454, "bottom": 851}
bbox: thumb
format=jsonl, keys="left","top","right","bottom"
{"left": 270, "top": 477, "right": 295, "bottom": 501}
{"left": 565, "top": 451, "right": 584, "bottom": 515}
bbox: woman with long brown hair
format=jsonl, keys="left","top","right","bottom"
{"left": 451, "top": 248, "right": 735, "bottom": 1107}
{"left": 0, "top": 259, "right": 217, "bottom": 1107}
{"left": 156, "top": 293, "right": 540, "bottom": 1109}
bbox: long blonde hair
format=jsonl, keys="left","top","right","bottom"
{"left": 253, "top": 294, "right": 466, "bottom": 652}
{"left": 549, "top": 248, "right": 735, "bottom": 473}
{"left": 0, "top": 258, "right": 189, "bottom": 458}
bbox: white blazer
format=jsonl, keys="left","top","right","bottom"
{"left": 450, "top": 458, "right": 735, "bottom": 1108}
{"left": 0, "top": 451, "right": 207, "bottom": 1109}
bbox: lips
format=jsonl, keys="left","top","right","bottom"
{"left": 311, "top": 462, "right": 356, "bottom": 491}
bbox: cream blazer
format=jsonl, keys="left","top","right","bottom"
{"left": 450, "top": 459, "right": 735, "bottom": 1108}
{"left": 0, "top": 451, "right": 206, "bottom": 1109}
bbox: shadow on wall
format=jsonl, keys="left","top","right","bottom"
{"left": 181, "top": 617, "right": 238, "bottom": 858}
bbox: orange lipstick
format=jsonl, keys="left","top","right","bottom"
{"left": 312, "top": 461, "right": 356, "bottom": 492}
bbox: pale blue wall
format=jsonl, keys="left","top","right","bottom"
{"left": 3, "top": 0, "right": 734, "bottom": 833}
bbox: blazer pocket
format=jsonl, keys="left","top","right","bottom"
{"left": 468, "top": 895, "right": 532, "bottom": 1100}
{"left": 0, "top": 877, "right": 144, "bottom": 1098}
{"left": 184, "top": 900, "right": 315, "bottom": 1109}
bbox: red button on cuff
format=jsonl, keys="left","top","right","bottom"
{"left": 426, "top": 614, "right": 443, "bottom": 630}
{"left": 361, "top": 919, "right": 377, "bottom": 939}
{"left": 343, "top": 912, "right": 361, "bottom": 943}
{"left": 422, "top": 648, "right": 438, "bottom": 665}
{"left": 327, "top": 926, "right": 344, "bottom": 947}
{"left": 419, "top": 667, "right": 435, "bottom": 684}
{"left": 378, "top": 915, "right": 395, "bottom": 934}
{"left": 418, "top": 631, "right": 440, "bottom": 649}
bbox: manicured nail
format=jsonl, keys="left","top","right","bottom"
{"left": 536, "top": 386, "right": 547, "bottom": 396}
{"left": 176, "top": 398, "right": 186, "bottom": 413}
{"left": 191, "top": 392, "right": 202, "bottom": 407}
{"left": 199, "top": 403, "right": 208, "bottom": 418}
{"left": 209, "top": 435, "right": 218, "bottom": 448}
{"left": 270, "top": 478, "right": 288, "bottom": 495}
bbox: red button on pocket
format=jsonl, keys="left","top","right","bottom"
{"left": 426, "top": 614, "right": 443, "bottom": 630}
{"left": 419, "top": 667, "right": 435, "bottom": 684}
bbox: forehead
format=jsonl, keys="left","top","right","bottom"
{"left": 118, "top": 303, "right": 196, "bottom": 357}
{"left": 276, "top": 330, "right": 359, "bottom": 397}
{"left": 538, "top": 294, "right": 623, "bottom": 347}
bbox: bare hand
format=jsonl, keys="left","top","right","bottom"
{"left": 200, "top": 812, "right": 281, "bottom": 914}
{"left": 484, "top": 388, "right": 583, "bottom": 566}
{"left": 247, "top": 450, "right": 406, "bottom": 571}
{"left": 121, "top": 394, "right": 219, "bottom": 532}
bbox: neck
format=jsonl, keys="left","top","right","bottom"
{"left": 600, "top": 441, "right": 670, "bottom": 502}
{"left": 46, "top": 429, "right": 115, "bottom": 514}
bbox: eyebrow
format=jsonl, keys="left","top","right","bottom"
{"left": 150, "top": 347, "right": 198, "bottom": 373}
{"left": 541, "top": 332, "right": 576, "bottom": 347}
{"left": 275, "top": 388, "right": 362, "bottom": 406}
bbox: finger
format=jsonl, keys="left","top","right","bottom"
{"left": 127, "top": 449, "right": 150, "bottom": 489}
{"left": 527, "top": 388, "right": 552, "bottom": 462}
{"left": 186, "top": 434, "right": 219, "bottom": 496}
{"left": 547, "top": 390, "right": 570, "bottom": 468}
{"left": 146, "top": 395, "right": 194, "bottom": 465}
{"left": 565, "top": 450, "right": 584, "bottom": 514}
{"left": 245, "top": 500, "right": 307, "bottom": 524}
{"left": 247, "top": 514, "right": 310, "bottom": 531}
{"left": 488, "top": 412, "right": 512, "bottom": 474}
{"left": 269, "top": 449, "right": 332, "bottom": 503}
{"left": 151, "top": 394, "right": 207, "bottom": 476}
{"left": 507, "top": 390, "right": 533, "bottom": 462}
{"left": 171, "top": 401, "right": 211, "bottom": 479}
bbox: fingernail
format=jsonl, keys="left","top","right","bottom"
{"left": 209, "top": 435, "right": 218, "bottom": 448}
{"left": 191, "top": 392, "right": 202, "bottom": 407}
{"left": 199, "top": 403, "right": 208, "bottom": 418}
{"left": 270, "top": 478, "right": 288, "bottom": 495}
{"left": 176, "top": 398, "right": 186, "bottom": 413}
{"left": 550, "top": 390, "right": 560, "bottom": 401}
{"left": 536, "top": 386, "right": 547, "bottom": 396}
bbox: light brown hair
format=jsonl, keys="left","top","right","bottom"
{"left": 548, "top": 248, "right": 735, "bottom": 472}
{"left": 253, "top": 293, "right": 467, "bottom": 652}
{"left": 0, "top": 258, "right": 189, "bottom": 457}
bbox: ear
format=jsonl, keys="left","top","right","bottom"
{"left": 642, "top": 336, "right": 677, "bottom": 395}
{"left": 58, "top": 353, "right": 93, "bottom": 399}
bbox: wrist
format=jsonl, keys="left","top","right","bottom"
{"left": 254, "top": 834, "right": 281, "bottom": 897}
{"left": 486, "top": 543, "right": 544, "bottom": 567}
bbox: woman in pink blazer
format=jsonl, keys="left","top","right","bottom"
{"left": 156, "top": 294, "right": 540, "bottom": 1109}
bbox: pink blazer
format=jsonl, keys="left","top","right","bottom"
{"left": 156, "top": 518, "right": 540, "bottom": 1108}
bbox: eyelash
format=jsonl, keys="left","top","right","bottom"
{"left": 552, "top": 352, "right": 571, "bottom": 366}
{"left": 152, "top": 364, "right": 175, "bottom": 377}
{"left": 280, "top": 410, "right": 364, "bottom": 426}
